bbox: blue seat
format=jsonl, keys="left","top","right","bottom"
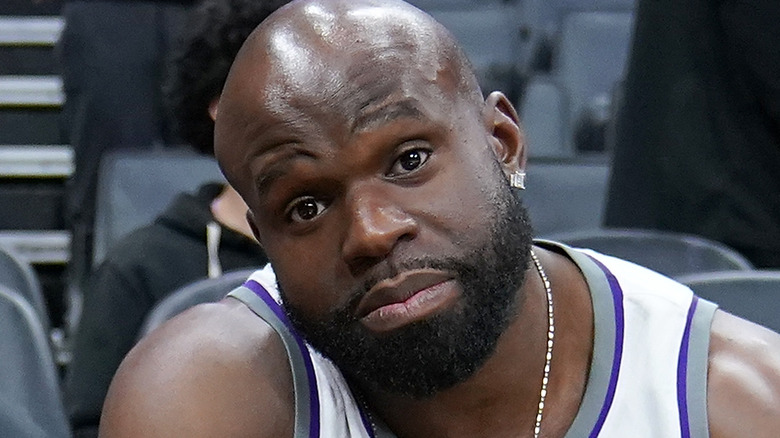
{"left": 0, "top": 286, "right": 71, "bottom": 438}
{"left": 138, "top": 268, "right": 257, "bottom": 339}
{"left": 678, "top": 270, "right": 780, "bottom": 333}
{"left": 546, "top": 228, "right": 754, "bottom": 278}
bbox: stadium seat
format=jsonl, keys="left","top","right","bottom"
{"left": 138, "top": 268, "right": 257, "bottom": 339}
{"left": 0, "top": 244, "right": 47, "bottom": 327}
{"left": 427, "top": 3, "right": 525, "bottom": 100}
{"left": 546, "top": 228, "right": 755, "bottom": 278}
{"left": 678, "top": 270, "right": 780, "bottom": 333}
{"left": 405, "top": 0, "right": 511, "bottom": 12}
{"left": 92, "top": 148, "right": 225, "bottom": 267}
{"left": 556, "top": 11, "right": 634, "bottom": 151}
{"left": 519, "top": 10, "right": 635, "bottom": 155}
{"left": 523, "top": 158, "right": 611, "bottom": 236}
{"left": 0, "top": 286, "right": 71, "bottom": 438}
{"left": 518, "top": 0, "right": 637, "bottom": 74}
{"left": 519, "top": 77, "right": 570, "bottom": 158}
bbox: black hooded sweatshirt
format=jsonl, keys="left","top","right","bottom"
{"left": 63, "top": 183, "right": 268, "bottom": 438}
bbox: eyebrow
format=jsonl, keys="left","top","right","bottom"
{"left": 351, "top": 100, "right": 425, "bottom": 133}
{"left": 253, "top": 164, "right": 287, "bottom": 199}
{"left": 252, "top": 146, "right": 309, "bottom": 199}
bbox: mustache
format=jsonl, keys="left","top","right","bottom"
{"left": 342, "top": 255, "right": 473, "bottom": 316}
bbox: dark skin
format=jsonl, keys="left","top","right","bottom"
{"left": 100, "top": 0, "right": 780, "bottom": 436}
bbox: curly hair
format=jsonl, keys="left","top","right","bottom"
{"left": 164, "top": 0, "right": 290, "bottom": 155}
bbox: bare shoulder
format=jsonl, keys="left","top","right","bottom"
{"left": 99, "top": 297, "right": 294, "bottom": 437}
{"left": 707, "top": 310, "right": 780, "bottom": 438}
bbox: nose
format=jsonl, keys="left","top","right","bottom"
{"left": 341, "top": 189, "right": 418, "bottom": 274}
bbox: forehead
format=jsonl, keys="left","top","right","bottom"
{"left": 264, "top": 6, "right": 459, "bottom": 123}
{"left": 215, "top": 1, "right": 475, "bottom": 187}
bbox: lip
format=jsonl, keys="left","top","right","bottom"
{"left": 356, "top": 270, "right": 461, "bottom": 333}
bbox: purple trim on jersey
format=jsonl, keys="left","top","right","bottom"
{"left": 586, "top": 256, "right": 625, "bottom": 438}
{"left": 357, "top": 402, "right": 377, "bottom": 438}
{"left": 676, "top": 295, "right": 699, "bottom": 438}
{"left": 244, "top": 279, "right": 321, "bottom": 438}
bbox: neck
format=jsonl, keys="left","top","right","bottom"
{"left": 210, "top": 185, "right": 255, "bottom": 240}
{"left": 362, "top": 247, "right": 594, "bottom": 438}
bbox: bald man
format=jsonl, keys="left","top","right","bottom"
{"left": 99, "top": 1, "right": 780, "bottom": 437}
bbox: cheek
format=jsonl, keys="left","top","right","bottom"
{"left": 263, "top": 235, "right": 346, "bottom": 317}
{"left": 414, "top": 158, "right": 502, "bottom": 241}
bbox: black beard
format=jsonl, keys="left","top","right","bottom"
{"left": 280, "top": 185, "right": 533, "bottom": 398}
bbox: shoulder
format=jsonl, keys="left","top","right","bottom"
{"left": 707, "top": 310, "right": 780, "bottom": 437}
{"left": 99, "top": 298, "right": 295, "bottom": 438}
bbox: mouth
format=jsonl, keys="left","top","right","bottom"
{"left": 356, "top": 270, "right": 461, "bottom": 333}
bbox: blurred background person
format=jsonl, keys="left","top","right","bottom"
{"left": 57, "top": 0, "right": 195, "bottom": 300}
{"left": 61, "top": 0, "right": 288, "bottom": 436}
{"left": 605, "top": 0, "right": 780, "bottom": 267}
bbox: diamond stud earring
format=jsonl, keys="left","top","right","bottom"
{"left": 510, "top": 171, "right": 526, "bottom": 190}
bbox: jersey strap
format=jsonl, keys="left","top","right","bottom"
{"left": 227, "top": 282, "right": 321, "bottom": 438}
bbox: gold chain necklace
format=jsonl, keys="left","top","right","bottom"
{"left": 530, "top": 249, "right": 555, "bottom": 438}
{"left": 360, "top": 250, "right": 555, "bottom": 438}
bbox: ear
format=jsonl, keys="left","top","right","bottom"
{"left": 246, "top": 209, "right": 264, "bottom": 249}
{"left": 208, "top": 97, "right": 220, "bottom": 122}
{"left": 482, "top": 91, "right": 527, "bottom": 179}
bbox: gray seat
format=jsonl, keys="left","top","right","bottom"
{"left": 523, "top": 158, "right": 611, "bottom": 236}
{"left": 138, "top": 268, "right": 257, "bottom": 339}
{"left": 556, "top": 11, "right": 634, "bottom": 151}
{"left": 546, "top": 228, "right": 754, "bottom": 278}
{"left": 678, "top": 270, "right": 780, "bottom": 333}
{"left": 519, "top": 77, "right": 570, "bottom": 158}
{"left": 519, "top": 11, "right": 635, "bottom": 155}
{"left": 427, "top": 3, "right": 525, "bottom": 98}
{"left": 62, "top": 148, "right": 226, "bottom": 332}
{"left": 405, "top": 0, "right": 511, "bottom": 12}
{"left": 92, "top": 148, "right": 225, "bottom": 267}
{"left": 0, "top": 245, "right": 47, "bottom": 328}
{"left": 0, "top": 286, "right": 71, "bottom": 438}
{"left": 519, "top": 0, "right": 637, "bottom": 73}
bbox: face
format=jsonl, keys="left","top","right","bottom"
{"left": 215, "top": 2, "right": 532, "bottom": 397}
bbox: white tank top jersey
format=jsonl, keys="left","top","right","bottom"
{"left": 227, "top": 241, "right": 718, "bottom": 438}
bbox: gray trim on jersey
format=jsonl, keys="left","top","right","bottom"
{"left": 686, "top": 297, "right": 718, "bottom": 438}
{"left": 227, "top": 285, "right": 313, "bottom": 438}
{"left": 542, "top": 242, "right": 621, "bottom": 438}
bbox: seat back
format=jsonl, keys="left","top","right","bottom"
{"left": 519, "top": 0, "right": 637, "bottom": 73}
{"left": 547, "top": 228, "right": 754, "bottom": 278}
{"left": 92, "top": 148, "right": 225, "bottom": 267}
{"left": 523, "top": 158, "right": 611, "bottom": 236}
{"left": 0, "top": 286, "right": 71, "bottom": 438}
{"left": 428, "top": 3, "right": 525, "bottom": 98}
{"left": 138, "top": 268, "right": 257, "bottom": 339}
{"left": 0, "top": 245, "right": 47, "bottom": 327}
{"left": 556, "top": 11, "right": 635, "bottom": 150}
{"left": 519, "top": 78, "right": 570, "bottom": 158}
{"left": 678, "top": 270, "right": 780, "bottom": 333}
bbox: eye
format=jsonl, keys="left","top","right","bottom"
{"left": 286, "top": 196, "right": 328, "bottom": 223}
{"left": 389, "top": 148, "right": 431, "bottom": 176}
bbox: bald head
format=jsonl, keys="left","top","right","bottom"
{"left": 214, "top": 0, "right": 487, "bottom": 190}
{"left": 211, "top": 3, "right": 528, "bottom": 387}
